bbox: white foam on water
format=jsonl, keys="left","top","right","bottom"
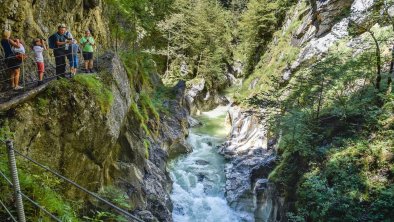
{"left": 169, "top": 106, "right": 248, "bottom": 222}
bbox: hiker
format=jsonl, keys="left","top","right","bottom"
{"left": 51, "top": 24, "right": 71, "bottom": 77}
{"left": 1, "top": 30, "right": 23, "bottom": 90}
{"left": 80, "top": 30, "right": 95, "bottom": 73}
{"left": 64, "top": 28, "right": 74, "bottom": 51}
{"left": 33, "top": 38, "right": 47, "bottom": 85}
{"left": 66, "top": 39, "right": 80, "bottom": 76}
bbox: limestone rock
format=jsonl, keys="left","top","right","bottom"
{"left": 218, "top": 105, "right": 278, "bottom": 217}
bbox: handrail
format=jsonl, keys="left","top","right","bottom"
{"left": 0, "top": 138, "right": 144, "bottom": 222}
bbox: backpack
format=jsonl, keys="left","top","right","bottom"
{"left": 48, "top": 33, "right": 58, "bottom": 49}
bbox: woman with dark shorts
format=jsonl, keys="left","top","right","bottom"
{"left": 1, "top": 30, "right": 23, "bottom": 90}
{"left": 80, "top": 30, "right": 95, "bottom": 73}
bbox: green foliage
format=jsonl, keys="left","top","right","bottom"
{"left": 37, "top": 98, "right": 50, "bottom": 116}
{"left": 98, "top": 186, "right": 132, "bottom": 210}
{"left": 83, "top": 186, "right": 132, "bottom": 222}
{"left": 231, "top": 0, "right": 304, "bottom": 103}
{"left": 105, "top": 0, "right": 173, "bottom": 50}
{"left": 0, "top": 120, "right": 14, "bottom": 141}
{"left": 130, "top": 102, "right": 151, "bottom": 136}
{"left": 143, "top": 139, "right": 151, "bottom": 159}
{"left": 159, "top": 0, "right": 233, "bottom": 90}
{"left": 235, "top": 0, "right": 297, "bottom": 77}
{"left": 73, "top": 75, "right": 114, "bottom": 113}
{"left": 0, "top": 154, "right": 79, "bottom": 221}
{"left": 265, "top": 26, "right": 394, "bottom": 221}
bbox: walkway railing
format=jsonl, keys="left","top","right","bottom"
{"left": 0, "top": 139, "right": 144, "bottom": 222}
{"left": 0, "top": 45, "right": 102, "bottom": 95}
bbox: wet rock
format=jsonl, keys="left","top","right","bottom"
{"left": 135, "top": 210, "right": 159, "bottom": 222}
{"left": 185, "top": 78, "right": 229, "bottom": 114}
{"left": 188, "top": 116, "right": 202, "bottom": 127}
{"left": 195, "top": 159, "right": 210, "bottom": 165}
{"left": 254, "top": 180, "right": 286, "bottom": 222}
{"left": 197, "top": 173, "right": 206, "bottom": 182}
{"left": 218, "top": 105, "right": 284, "bottom": 220}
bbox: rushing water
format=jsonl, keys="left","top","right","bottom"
{"left": 168, "top": 106, "right": 245, "bottom": 222}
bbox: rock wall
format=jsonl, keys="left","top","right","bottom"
{"left": 0, "top": 0, "right": 111, "bottom": 91}
{"left": 285, "top": 0, "right": 377, "bottom": 80}
{"left": 3, "top": 54, "right": 190, "bottom": 221}
{"left": 0, "top": 0, "right": 109, "bottom": 46}
{"left": 185, "top": 78, "right": 229, "bottom": 115}
{"left": 219, "top": 105, "right": 280, "bottom": 221}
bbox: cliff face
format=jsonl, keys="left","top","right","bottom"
{"left": 222, "top": 0, "right": 394, "bottom": 221}
{"left": 0, "top": 0, "right": 108, "bottom": 46}
{"left": 2, "top": 54, "right": 190, "bottom": 221}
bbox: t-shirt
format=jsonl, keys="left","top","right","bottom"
{"left": 33, "top": 46, "right": 44, "bottom": 62}
{"left": 64, "top": 31, "right": 73, "bottom": 51}
{"left": 55, "top": 33, "right": 67, "bottom": 49}
{"left": 67, "top": 43, "right": 80, "bottom": 56}
{"left": 1, "top": 39, "right": 13, "bottom": 57}
{"left": 80, "top": 37, "right": 95, "bottom": 53}
{"left": 13, "top": 43, "right": 25, "bottom": 54}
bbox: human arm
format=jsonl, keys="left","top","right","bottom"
{"left": 41, "top": 39, "right": 47, "bottom": 50}
{"left": 56, "top": 34, "right": 69, "bottom": 46}
{"left": 8, "top": 39, "right": 20, "bottom": 48}
{"left": 87, "top": 38, "right": 95, "bottom": 46}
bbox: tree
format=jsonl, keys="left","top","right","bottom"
{"left": 158, "top": 0, "right": 233, "bottom": 90}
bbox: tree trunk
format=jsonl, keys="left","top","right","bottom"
{"left": 369, "top": 31, "right": 381, "bottom": 90}
{"left": 165, "top": 31, "right": 171, "bottom": 77}
{"left": 389, "top": 45, "right": 393, "bottom": 92}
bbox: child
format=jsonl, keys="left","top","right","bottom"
{"left": 33, "top": 38, "right": 47, "bottom": 85}
{"left": 67, "top": 39, "right": 80, "bottom": 76}
{"left": 13, "top": 39, "right": 26, "bottom": 54}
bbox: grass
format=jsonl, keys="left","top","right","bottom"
{"left": 73, "top": 75, "right": 114, "bottom": 113}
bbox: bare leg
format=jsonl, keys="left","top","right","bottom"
{"left": 10, "top": 70, "right": 15, "bottom": 88}
{"left": 39, "top": 72, "right": 44, "bottom": 81}
{"left": 15, "top": 68, "right": 20, "bottom": 87}
{"left": 89, "top": 60, "right": 93, "bottom": 70}
{"left": 85, "top": 61, "right": 89, "bottom": 70}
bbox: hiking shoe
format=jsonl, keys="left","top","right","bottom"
{"left": 89, "top": 69, "right": 94, "bottom": 73}
{"left": 84, "top": 69, "right": 89, "bottom": 73}
{"left": 14, "top": 86, "right": 23, "bottom": 90}
{"left": 38, "top": 80, "right": 43, "bottom": 86}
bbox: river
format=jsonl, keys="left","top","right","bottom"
{"left": 168, "top": 106, "right": 248, "bottom": 222}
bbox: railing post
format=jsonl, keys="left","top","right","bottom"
{"left": 6, "top": 140, "right": 26, "bottom": 222}
{"left": 96, "top": 45, "right": 99, "bottom": 73}
{"left": 22, "top": 57, "right": 25, "bottom": 91}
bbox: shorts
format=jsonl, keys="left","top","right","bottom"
{"left": 82, "top": 52, "right": 93, "bottom": 60}
{"left": 5, "top": 57, "right": 22, "bottom": 70}
{"left": 67, "top": 55, "right": 79, "bottom": 68}
{"left": 36, "top": 62, "right": 45, "bottom": 73}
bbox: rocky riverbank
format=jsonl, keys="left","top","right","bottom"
{"left": 218, "top": 105, "right": 282, "bottom": 222}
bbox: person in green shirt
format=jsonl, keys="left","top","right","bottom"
{"left": 80, "top": 30, "right": 96, "bottom": 73}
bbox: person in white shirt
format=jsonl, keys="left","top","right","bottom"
{"left": 33, "top": 38, "right": 47, "bottom": 85}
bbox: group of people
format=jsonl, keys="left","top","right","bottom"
{"left": 53, "top": 24, "right": 96, "bottom": 77}
{"left": 1, "top": 24, "right": 96, "bottom": 90}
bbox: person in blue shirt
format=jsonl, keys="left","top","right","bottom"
{"left": 66, "top": 39, "right": 80, "bottom": 76}
{"left": 1, "top": 30, "right": 23, "bottom": 90}
{"left": 53, "top": 24, "right": 71, "bottom": 77}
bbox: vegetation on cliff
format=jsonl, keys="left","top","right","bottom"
{"left": 0, "top": 0, "right": 393, "bottom": 221}
{"left": 233, "top": 1, "right": 394, "bottom": 221}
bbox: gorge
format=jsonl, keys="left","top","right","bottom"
{"left": 0, "top": 0, "right": 393, "bottom": 222}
